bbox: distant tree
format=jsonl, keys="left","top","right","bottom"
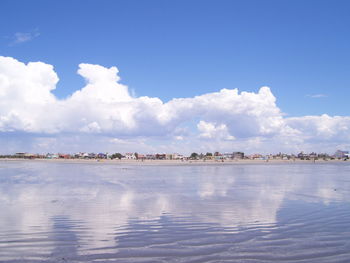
{"left": 111, "top": 153, "right": 123, "bottom": 159}
{"left": 205, "top": 152, "right": 213, "bottom": 156}
{"left": 190, "top": 152, "right": 199, "bottom": 159}
{"left": 134, "top": 152, "right": 139, "bottom": 160}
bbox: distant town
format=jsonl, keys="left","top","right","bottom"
{"left": 0, "top": 150, "right": 349, "bottom": 161}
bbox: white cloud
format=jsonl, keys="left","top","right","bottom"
{"left": 0, "top": 56, "right": 58, "bottom": 133}
{"left": 307, "top": 94, "right": 327, "bottom": 98}
{"left": 286, "top": 114, "right": 350, "bottom": 141}
{"left": 10, "top": 29, "right": 40, "bottom": 45}
{"left": 197, "top": 121, "right": 235, "bottom": 140}
{"left": 0, "top": 56, "right": 349, "bottom": 154}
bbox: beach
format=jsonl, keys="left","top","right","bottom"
{"left": 1, "top": 160, "right": 350, "bottom": 262}
{"left": 0, "top": 157, "right": 347, "bottom": 166}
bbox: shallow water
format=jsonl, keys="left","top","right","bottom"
{"left": 0, "top": 161, "right": 350, "bottom": 262}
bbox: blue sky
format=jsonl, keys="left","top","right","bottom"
{"left": 1, "top": 0, "right": 350, "bottom": 154}
{"left": 1, "top": 0, "right": 350, "bottom": 116}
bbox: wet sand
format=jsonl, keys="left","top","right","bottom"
{"left": 1, "top": 161, "right": 350, "bottom": 262}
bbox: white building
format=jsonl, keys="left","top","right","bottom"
{"left": 124, "top": 153, "right": 137, "bottom": 159}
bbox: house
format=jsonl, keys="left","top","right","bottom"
{"left": 155, "top": 153, "right": 166, "bottom": 160}
{"left": 173, "top": 153, "right": 184, "bottom": 160}
{"left": 74, "top": 152, "right": 83, "bottom": 158}
{"left": 309, "top": 152, "right": 318, "bottom": 159}
{"left": 15, "top": 152, "right": 26, "bottom": 158}
{"left": 249, "top": 154, "right": 264, "bottom": 160}
{"left": 165, "top": 154, "right": 173, "bottom": 160}
{"left": 59, "top": 153, "right": 71, "bottom": 159}
{"left": 46, "top": 153, "right": 59, "bottom": 159}
{"left": 297, "top": 152, "right": 308, "bottom": 159}
{"left": 137, "top": 154, "right": 146, "bottom": 160}
{"left": 223, "top": 153, "right": 233, "bottom": 159}
{"left": 88, "top": 153, "right": 96, "bottom": 159}
{"left": 334, "top": 150, "right": 349, "bottom": 159}
{"left": 146, "top": 154, "right": 156, "bottom": 160}
{"left": 214, "top": 152, "right": 224, "bottom": 161}
{"left": 124, "top": 153, "right": 136, "bottom": 159}
{"left": 233, "top": 152, "right": 244, "bottom": 159}
{"left": 97, "top": 153, "right": 107, "bottom": 159}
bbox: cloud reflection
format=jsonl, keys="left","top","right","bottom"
{"left": 0, "top": 162, "right": 350, "bottom": 259}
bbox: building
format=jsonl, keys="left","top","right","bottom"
{"left": 124, "top": 153, "right": 137, "bottom": 159}
{"left": 46, "top": 153, "right": 59, "bottom": 159}
{"left": 88, "top": 153, "right": 96, "bottom": 159}
{"left": 97, "top": 153, "right": 107, "bottom": 159}
{"left": 59, "top": 153, "right": 71, "bottom": 159}
{"left": 233, "top": 152, "right": 244, "bottom": 159}
{"left": 165, "top": 154, "right": 173, "bottom": 160}
{"left": 14, "top": 152, "right": 26, "bottom": 158}
{"left": 297, "top": 152, "right": 308, "bottom": 159}
{"left": 214, "top": 152, "right": 224, "bottom": 161}
{"left": 155, "top": 153, "right": 166, "bottom": 160}
{"left": 146, "top": 154, "right": 156, "bottom": 160}
{"left": 223, "top": 153, "right": 233, "bottom": 159}
{"left": 249, "top": 154, "right": 264, "bottom": 160}
{"left": 334, "top": 150, "right": 349, "bottom": 158}
{"left": 173, "top": 153, "right": 184, "bottom": 160}
{"left": 137, "top": 154, "right": 146, "bottom": 160}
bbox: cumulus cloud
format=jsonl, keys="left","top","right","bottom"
{"left": 0, "top": 56, "right": 58, "bottom": 133}
{"left": 0, "top": 55, "right": 349, "bottom": 153}
{"left": 197, "top": 121, "right": 235, "bottom": 140}
{"left": 0, "top": 56, "right": 284, "bottom": 137}
{"left": 286, "top": 114, "right": 350, "bottom": 142}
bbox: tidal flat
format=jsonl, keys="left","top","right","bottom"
{"left": 1, "top": 161, "right": 350, "bottom": 262}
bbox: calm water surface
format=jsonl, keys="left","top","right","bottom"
{"left": 0, "top": 161, "right": 350, "bottom": 262}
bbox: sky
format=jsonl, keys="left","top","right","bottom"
{"left": 0, "top": 0, "right": 350, "bottom": 154}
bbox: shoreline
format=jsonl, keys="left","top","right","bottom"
{"left": 0, "top": 158, "right": 348, "bottom": 166}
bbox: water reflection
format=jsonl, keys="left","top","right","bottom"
{"left": 0, "top": 162, "right": 350, "bottom": 262}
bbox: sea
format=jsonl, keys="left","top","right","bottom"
{"left": 0, "top": 161, "right": 350, "bottom": 262}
